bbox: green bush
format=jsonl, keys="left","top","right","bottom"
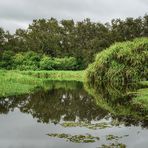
{"left": 0, "top": 50, "right": 15, "bottom": 69}
{"left": 40, "top": 56, "right": 77, "bottom": 70}
{"left": 40, "top": 56, "right": 54, "bottom": 70}
{"left": 53, "top": 57, "right": 77, "bottom": 70}
{"left": 12, "top": 53, "right": 24, "bottom": 69}
{"left": 22, "top": 51, "right": 40, "bottom": 70}
{"left": 12, "top": 51, "right": 41, "bottom": 70}
{"left": 0, "top": 51, "right": 78, "bottom": 70}
{"left": 85, "top": 38, "right": 148, "bottom": 86}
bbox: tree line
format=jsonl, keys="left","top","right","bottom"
{"left": 0, "top": 15, "right": 148, "bottom": 70}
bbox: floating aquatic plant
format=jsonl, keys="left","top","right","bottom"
{"left": 47, "top": 133, "right": 100, "bottom": 143}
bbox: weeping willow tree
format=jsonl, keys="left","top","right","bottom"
{"left": 85, "top": 38, "right": 148, "bottom": 86}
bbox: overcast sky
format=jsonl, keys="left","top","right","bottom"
{"left": 0, "top": 0, "right": 148, "bottom": 33}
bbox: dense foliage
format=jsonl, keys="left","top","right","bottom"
{"left": 0, "top": 51, "right": 78, "bottom": 70}
{"left": 85, "top": 38, "right": 148, "bottom": 85}
{"left": 0, "top": 15, "right": 148, "bottom": 69}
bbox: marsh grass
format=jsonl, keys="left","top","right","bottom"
{"left": 0, "top": 70, "right": 84, "bottom": 97}
{"left": 21, "top": 70, "right": 84, "bottom": 81}
{"left": 0, "top": 70, "right": 43, "bottom": 97}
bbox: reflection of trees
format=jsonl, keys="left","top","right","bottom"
{"left": 0, "top": 81, "right": 108, "bottom": 123}
{"left": 84, "top": 82, "right": 148, "bottom": 127}
{"left": 0, "top": 96, "right": 26, "bottom": 114}
{"left": 1, "top": 80, "right": 147, "bottom": 128}
{"left": 20, "top": 87, "right": 108, "bottom": 123}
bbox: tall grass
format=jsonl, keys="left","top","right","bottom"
{"left": 0, "top": 70, "right": 43, "bottom": 97}
{"left": 21, "top": 70, "right": 84, "bottom": 81}
{"left": 133, "top": 88, "right": 148, "bottom": 111}
{"left": 85, "top": 38, "right": 148, "bottom": 86}
{"left": 0, "top": 70, "right": 84, "bottom": 97}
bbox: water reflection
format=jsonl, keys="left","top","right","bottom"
{"left": 85, "top": 82, "right": 148, "bottom": 127}
{"left": 0, "top": 80, "right": 148, "bottom": 127}
{"left": 0, "top": 81, "right": 109, "bottom": 122}
{"left": 0, "top": 80, "right": 148, "bottom": 147}
{"left": 20, "top": 81, "right": 108, "bottom": 123}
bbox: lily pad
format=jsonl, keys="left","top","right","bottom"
{"left": 47, "top": 133, "right": 100, "bottom": 143}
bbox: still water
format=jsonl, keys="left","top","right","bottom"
{"left": 0, "top": 81, "right": 148, "bottom": 148}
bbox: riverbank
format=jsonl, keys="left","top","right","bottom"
{"left": 0, "top": 70, "right": 84, "bottom": 97}
{"left": 0, "top": 70, "right": 147, "bottom": 111}
{"left": 21, "top": 70, "right": 84, "bottom": 81}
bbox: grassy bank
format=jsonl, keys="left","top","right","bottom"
{"left": 21, "top": 70, "right": 84, "bottom": 81}
{"left": 0, "top": 70, "right": 42, "bottom": 97}
{"left": 0, "top": 70, "right": 84, "bottom": 97}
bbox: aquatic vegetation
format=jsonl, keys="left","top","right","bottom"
{"left": 106, "top": 134, "right": 120, "bottom": 141}
{"left": 47, "top": 133, "right": 100, "bottom": 143}
{"left": 106, "top": 134, "right": 128, "bottom": 141}
{"left": 61, "top": 121, "right": 111, "bottom": 130}
{"left": 100, "top": 142, "right": 126, "bottom": 148}
{"left": 85, "top": 38, "right": 148, "bottom": 86}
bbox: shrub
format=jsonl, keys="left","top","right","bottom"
{"left": 0, "top": 51, "right": 78, "bottom": 70}
{"left": 12, "top": 53, "right": 24, "bottom": 69}
{"left": 0, "top": 50, "right": 15, "bottom": 69}
{"left": 40, "top": 56, "right": 54, "bottom": 70}
{"left": 85, "top": 38, "right": 148, "bottom": 86}
{"left": 53, "top": 57, "right": 77, "bottom": 70}
{"left": 12, "top": 51, "right": 40, "bottom": 70}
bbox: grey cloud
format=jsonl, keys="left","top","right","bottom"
{"left": 0, "top": 0, "right": 147, "bottom": 33}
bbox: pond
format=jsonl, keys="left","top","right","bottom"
{"left": 0, "top": 81, "right": 148, "bottom": 148}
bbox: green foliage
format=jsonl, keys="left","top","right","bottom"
{"left": 12, "top": 51, "right": 40, "bottom": 70}
{"left": 0, "top": 28, "right": 5, "bottom": 47}
{"left": 0, "top": 70, "right": 42, "bottom": 97}
{"left": 53, "top": 57, "right": 77, "bottom": 70}
{"left": 133, "top": 87, "right": 148, "bottom": 111}
{"left": 85, "top": 38, "right": 148, "bottom": 85}
{"left": 0, "top": 50, "right": 15, "bottom": 69}
{"left": 39, "top": 56, "right": 54, "bottom": 70}
{"left": 0, "top": 70, "right": 84, "bottom": 97}
{"left": 1, "top": 15, "right": 148, "bottom": 69}
{"left": 40, "top": 56, "right": 77, "bottom": 70}
{"left": 21, "top": 70, "right": 84, "bottom": 81}
{"left": 0, "top": 51, "right": 78, "bottom": 70}
{"left": 22, "top": 51, "right": 40, "bottom": 70}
